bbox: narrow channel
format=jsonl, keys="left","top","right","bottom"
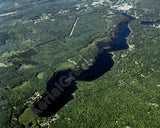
{"left": 141, "top": 19, "right": 160, "bottom": 25}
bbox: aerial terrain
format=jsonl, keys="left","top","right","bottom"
{"left": 0, "top": 0, "right": 160, "bottom": 127}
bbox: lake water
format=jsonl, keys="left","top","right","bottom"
{"left": 77, "top": 13, "right": 135, "bottom": 81}
{"left": 141, "top": 20, "right": 160, "bottom": 25}
{"left": 33, "top": 13, "right": 135, "bottom": 117}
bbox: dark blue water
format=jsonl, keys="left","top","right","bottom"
{"left": 141, "top": 20, "right": 160, "bottom": 25}
{"left": 77, "top": 14, "right": 135, "bottom": 81}
{"left": 108, "top": 13, "right": 134, "bottom": 52}
{"left": 32, "top": 13, "right": 135, "bottom": 117}
{"left": 108, "top": 21, "right": 130, "bottom": 51}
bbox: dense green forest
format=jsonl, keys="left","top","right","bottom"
{"left": 0, "top": 0, "right": 160, "bottom": 127}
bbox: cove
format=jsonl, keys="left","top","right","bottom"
{"left": 32, "top": 13, "right": 135, "bottom": 117}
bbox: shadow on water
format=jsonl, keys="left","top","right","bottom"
{"left": 33, "top": 69, "right": 77, "bottom": 117}
{"left": 32, "top": 13, "right": 135, "bottom": 117}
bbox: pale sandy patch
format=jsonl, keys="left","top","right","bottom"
{"left": 112, "top": 3, "right": 133, "bottom": 11}
{"left": 0, "top": 63, "right": 7, "bottom": 67}
{"left": 156, "top": 84, "right": 160, "bottom": 87}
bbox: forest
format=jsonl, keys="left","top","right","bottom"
{"left": 0, "top": 0, "right": 160, "bottom": 127}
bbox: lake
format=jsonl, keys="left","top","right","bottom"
{"left": 141, "top": 20, "right": 160, "bottom": 25}
{"left": 32, "top": 13, "right": 136, "bottom": 117}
